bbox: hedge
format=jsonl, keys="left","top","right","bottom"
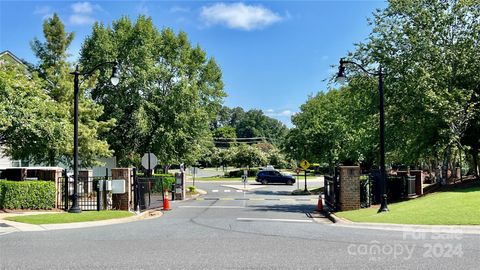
{"left": 152, "top": 174, "right": 176, "bottom": 193}
{"left": 0, "top": 180, "right": 55, "bottom": 209}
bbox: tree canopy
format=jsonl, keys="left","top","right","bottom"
{"left": 80, "top": 16, "right": 226, "bottom": 166}
{"left": 289, "top": 0, "right": 480, "bottom": 173}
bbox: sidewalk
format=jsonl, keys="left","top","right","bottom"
{"left": 0, "top": 209, "right": 162, "bottom": 234}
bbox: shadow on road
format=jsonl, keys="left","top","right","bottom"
{"left": 250, "top": 190, "right": 293, "bottom": 196}
{"left": 248, "top": 203, "right": 316, "bottom": 214}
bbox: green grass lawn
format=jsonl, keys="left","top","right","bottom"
{"left": 336, "top": 183, "right": 480, "bottom": 225}
{"left": 5, "top": 211, "right": 134, "bottom": 225}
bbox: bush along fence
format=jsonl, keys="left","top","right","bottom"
{"left": 0, "top": 180, "right": 56, "bottom": 209}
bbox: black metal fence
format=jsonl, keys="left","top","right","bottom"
{"left": 324, "top": 175, "right": 340, "bottom": 211}
{"left": 57, "top": 170, "right": 111, "bottom": 211}
{"left": 359, "top": 173, "right": 417, "bottom": 207}
{"left": 133, "top": 168, "right": 172, "bottom": 212}
{"left": 360, "top": 175, "right": 373, "bottom": 208}
{"left": 323, "top": 168, "right": 419, "bottom": 211}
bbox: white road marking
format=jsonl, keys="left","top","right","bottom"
{"left": 224, "top": 189, "right": 231, "bottom": 193}
{"left": 236, "top": 190, "right": 243, "bottom": 193}
{"left": 212, "top": 190, "right": 219, "bottom": 193}
{"left": 236, "top": 218, "right": 313, "bottom": 223}
{"left": 179, "top": 206, "right": 246, "bottom": 209}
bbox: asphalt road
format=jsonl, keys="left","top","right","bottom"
{"left": 1, "top": 181, "right": 479, "bottom": 270}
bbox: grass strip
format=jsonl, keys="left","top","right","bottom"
{"left": 336, "top": 184, "right": 480, "bottom": 225}
{"left": 5, "top": 211, "right": 133, "bottom": 225}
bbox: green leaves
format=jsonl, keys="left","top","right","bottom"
{"left": 291, "top": 0, "right": 479, "bottom": 168}
{"left": 0, "top": 181, "right": 56, "bottom": 209}
{"left": 26, "top": 13, "right": 113, "bottom": 167}
{"left": 80, "top": 16, "right": 226, "bottom": 166}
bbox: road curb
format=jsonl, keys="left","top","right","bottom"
{"left": 319, "top": 210, "right": 480, "bottom": 234}
{"left": 0, "top": 209, "right": 163, "bottom": 232}
{"left": 181, "top": 188, "right": 207, "bottom": 202}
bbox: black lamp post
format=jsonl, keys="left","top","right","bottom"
{"left": 68, "top": 62, "right": 120, "bottom": 213}
{"left": 336, "top": 58, "right": 389, "bottom": 213}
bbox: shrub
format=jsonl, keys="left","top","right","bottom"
{"left": 187, "top": 186, "right": 196, "bottom": 193}
{"left": 151, "top": 174, "right": 176, "bottom": 193}
{"left": 0, "top": 180, "right": 55, "bottom": 209}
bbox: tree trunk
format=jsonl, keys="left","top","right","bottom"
{"left": 442, "top": 146, "right": 451, "bottom": 185}
{"left": 472, "top": 148, "right": 479, "bottom": 177}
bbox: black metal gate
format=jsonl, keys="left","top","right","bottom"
{"left": 57, "top": 169, "right": 110, "bottom": 211}
{"left": 133, "top": 168, "right": 168, "bottom": 212}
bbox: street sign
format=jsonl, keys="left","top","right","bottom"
{"left": 141, "top": 153, "right": 158, "bottom": 170}
{"left": 299, "top": 159, "right": 310, "bottom": 170}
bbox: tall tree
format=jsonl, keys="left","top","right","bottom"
{"left": 80, "top": 16, "right": 226, "bottom": 166}
{"left": 30, "top": 13, "right": 113, "bottom": 167}
{"left": 357, "top": 0, "right": 480, "bottom": 173}
{"left": 0, "top": 62, "right": 70, "bottom": 165}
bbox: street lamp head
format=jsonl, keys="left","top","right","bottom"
{"left": 110, "top": 63, "right": 120, "bottom": 86}
{"left": 335, "top": 58, "right": 346, "bottom": 84}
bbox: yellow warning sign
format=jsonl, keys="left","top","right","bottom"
{"left": 299, "top": 159, "right": 310, "bottom": 170}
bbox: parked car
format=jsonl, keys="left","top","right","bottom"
{"left": 255, "top": 170, "right": 295, "bottom": 185}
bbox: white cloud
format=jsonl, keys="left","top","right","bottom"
{"left": 265, "top": 109, "right": 295, "bottom": 117}
{"left": 69, "top": 14, "right": 95, "bottom": 25}
{"left": 69, "top": 2, "right": 101, "bottom": 26}
{"left": 72, "top": 2, "right": 93, "bottom": 14}
{"left": 33, "top": 5, "right": 53, "bottom": 20}
{"left": 200, "top": 2, "right": 283, "bottom": 31}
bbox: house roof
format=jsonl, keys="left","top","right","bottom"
{"left": 0, "top": 50, "right": 28, "bottom": 68}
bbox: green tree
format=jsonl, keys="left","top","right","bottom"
{"left": 356, "top": 0, "right": 480, "bottom": 172}
{"left": 212, "top": 125, "right": 237, "bottom": 148}
{"left": 80, "top": 16, "right": 226, "bottom": 166}
{"left": 0, "top": 63, "right": 70, "bottom": 165}
{"left": 229, "top": 144, "right": 267, "bottom": 168}
{"left": 290, "top": 0, "right": 480, "bottom": 175}
{"left": 30, "top": 13, "right": 112, "bottom": 167}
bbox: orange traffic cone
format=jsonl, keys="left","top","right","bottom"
{"left": 317, "top": 195, "right": 323, "bottom": 212}
{"left": 163, "top": 194, "right": 171, "bottom": 211}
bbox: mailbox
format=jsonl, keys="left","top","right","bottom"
{"left": 111, "top": 179, "right": 125, "bottom": 194}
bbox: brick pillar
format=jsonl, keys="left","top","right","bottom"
{"left": 338, "top": 166, "right": 361, "bottom": 211}
{"left": 79, "top": 170, "right": 93, "bottom": 195}
{"left": 111, "top": 168, "right": 132, "bottom": 211}
{"left": 410, "top": 170, "right": 424, "bottom": 196}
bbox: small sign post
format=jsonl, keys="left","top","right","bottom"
{"left": 300, "top": 159, "right": 310, "bottom": 192}
{"left": 242, "top": 170, "right": 248, "bottom": 189}
{"left": 142, "top": 153, "right": 157, "bottom": 176}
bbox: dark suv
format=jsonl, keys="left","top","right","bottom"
{"left": 255, "top": 170, "right": 295, "bottom": 185}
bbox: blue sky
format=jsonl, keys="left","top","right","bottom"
{"left": 0, "top": 0, "right": 387, "bottom": 126}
